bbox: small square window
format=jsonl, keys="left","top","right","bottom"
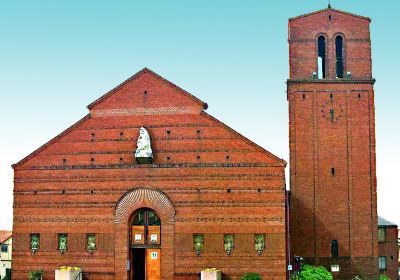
{"left": 1, "top": 244, "right": 7, "bottom": 253}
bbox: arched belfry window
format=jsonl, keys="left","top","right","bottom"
{"left": 317, "top": 36, "right": 327, "bottom": 79}
{"left": 335, "top": 35, "right": 344, "bottom": 78}
{"left": 331, "top": 239, "right": 339, "bottom": 258}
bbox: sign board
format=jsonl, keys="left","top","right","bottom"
{"left": 135, "top": 234, "right": 142, "bottom": 242}
{"left": 132, "top": 226, "right": 145, "bottom": 245}
{"left": 288, "top": 264, "right": 293, "bottom": 271}
{"left": 331, "top": 265, "right": 340, "bottom": 272}
{"left": 147, "top": 226, "right": 160, "bottom": 244}
{"left": 151, "top": 251, "right": 158, "bottom": 259}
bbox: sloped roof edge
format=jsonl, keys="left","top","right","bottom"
{"left": 201, "top": 112, "right": 287, "bottom": 167}
{"left": 0, "top": 231, "right": 12, "bottom": 244}
{"left": 87, "top": 68, "right": 207, "bottom": 110}
{"left": 12, "top": 115, "right": 91, "bottom": 169}
{"left": 378, "top": 216, "right": 398, "bottom": 227}
{"left": 289, "top": 7, "right": 371, "bottom": 22}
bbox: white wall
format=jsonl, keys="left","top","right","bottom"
{"left": 0, "top": 237, "right": 12, "bottom": 279}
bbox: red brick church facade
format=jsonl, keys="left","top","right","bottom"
{"left": 12, "top": 6, "right": 380, "bottom": 280}
{"left": 12, "top": 68, "right": 287, "bottom": 280}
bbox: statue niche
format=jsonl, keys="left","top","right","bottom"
{"left": 135, "top": 127, "right": 153, "bottom": 164}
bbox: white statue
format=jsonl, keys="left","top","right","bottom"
{"left": 135, "top": 127, "right": 153, "bottom": 162}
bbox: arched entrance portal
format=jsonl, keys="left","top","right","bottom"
{"left": 114, "top": 188, "right": 175, "bottom": 280}
{"left": 130, "top": 209, "right": 161, "bottom": 280}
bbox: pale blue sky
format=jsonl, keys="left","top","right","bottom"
{"left": 0, "top": 0, "right": 399, "bottom": 230}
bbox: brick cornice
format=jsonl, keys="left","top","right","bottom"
{"left": 287, "top": 79, "right": 375, "bottom": 85}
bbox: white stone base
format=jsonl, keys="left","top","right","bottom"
{"left": 55, "top": 269, "right": 82, "bottom": 280}
{"left": 201, "top": 270, "right": 222, "bottom": 280}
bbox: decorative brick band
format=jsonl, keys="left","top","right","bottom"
{"left": 90, "top": 106, "right": 202, "bottom": 117}
{"left": 114, "top": 188, "right": 175, "bottom": 224}
{"left": 15, "top": 173, "right": 281, "bottom": 183}
{"left": 14, "top": 216, "right": 113, "bottom": 223}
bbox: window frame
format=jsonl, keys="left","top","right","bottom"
{"left": 193, "top": 234, "right": 204, "bottom": 255}
{"left": 30, "top": 233, "right": 40, "bottom": 251}
{"left": 316, "top": 34, "right": 328, "bottom": 79}
{"left": 378, "top": 256, "right": 387, "bottom": 271}
{"left": 331, "top": 239, "right": 339, "bottom": 258}
{"left": 378, "top": 227, "right": 386, "bottom": 242}
{"left": 223, "top": 234, "right": 235, "bottom": 254}
{"left": 130, "top": 208, "right": 161, "bottom": 247}
{"left": 254, "top": 234, "right": 266, "bottom": 254}
{"left": 57, "top": 233, "right": 68, "bottom": 251}
{"left": 1, "top": 244, "right": 7, "bottom": 253}
{"left": 334, "top": 33, "right": 346, "bottom": 79}
{"left": 86, "top": 233, "right": 97, "bottom": 252}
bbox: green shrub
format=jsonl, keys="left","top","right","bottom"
{"left": 291, "top": 264, "right": 333, "bottom": 280}
{"left": 241, "top": 272, "right": 261, "bottom": 280}
{"left": 379, "top": 275, "right": 391, "bottom": 280}
{"left": 28, "top": 270, "right": 43, "bottom": 280}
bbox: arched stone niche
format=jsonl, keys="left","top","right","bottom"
{"left": 114, "top": 188, "right": 175, "bottom": 280}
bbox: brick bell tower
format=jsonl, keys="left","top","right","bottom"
{"left": 287, "top": 5, "right": 379, "bottom": 279}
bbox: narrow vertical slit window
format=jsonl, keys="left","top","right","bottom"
{"left": 378, "top": 256, "right": 387, "bottom": 271}
{"left": 193, "top": 234, "right": 204, "bottom": 255}
{"left": 30, "top": 234, "right": 40, "bottom": 251}
{"left": 330, "top": 109, "right": 335, "bottom": 122}
{"left": 58, "top": 234, "right": 68, "bottom": 251}
{"left": 331, "top": 239, "right": 338, "bottom": 257}
{"left": 318, "top": 36, "right": 326, "bottom": 79}
{"left": 378, "top": 227, "right": 386, "bottom": 242}
{"left": 335, "top": 36, "right": 344, "bottom": 78}
{"left": 87, "top": 234, "right": 97, "bottom": 251}
{"left": 224, "top": 234, "right": 235, "bottom": 255}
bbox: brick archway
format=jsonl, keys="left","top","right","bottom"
{"left": 114, "top": 188, "right": 175, "bottom": 280}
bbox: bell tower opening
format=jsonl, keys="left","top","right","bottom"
{"left": 335, "top": 35, "right": 344, "bottom": 78}
{"left": 317, "top": 35, "right": 327, "bottom": 79}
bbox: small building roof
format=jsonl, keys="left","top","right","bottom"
{"left": 0, "top": 230, "right": 12, "bottom": 244}
{"left": 378, "top": 216, "right": 397, "bottom": 227}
